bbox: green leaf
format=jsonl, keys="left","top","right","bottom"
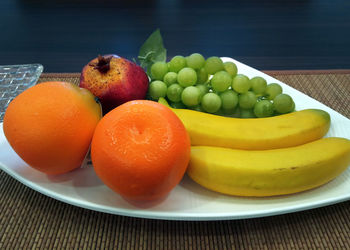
{"left": 138, "top": 29, "right": 167, "bottom": 75}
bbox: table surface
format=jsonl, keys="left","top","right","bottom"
{"left": 1, "top": 0, "right": 350, "bottom": 72}
{"left": 1, "top": 71, "right": 350, "bottom": 249}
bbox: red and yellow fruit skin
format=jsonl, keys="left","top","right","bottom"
{"left": 80, "top": 55, "right": 149, "bottom": 113}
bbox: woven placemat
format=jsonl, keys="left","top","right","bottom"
{"left": 1, "top": 71, "right": 350, "bottom": 249}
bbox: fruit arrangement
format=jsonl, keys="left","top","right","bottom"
{"left": 2, "top": 29, "right": 350, "bottom": 206}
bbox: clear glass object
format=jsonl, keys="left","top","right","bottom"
{"left": 0, "top": 64, "right": 43, "bottom": 121}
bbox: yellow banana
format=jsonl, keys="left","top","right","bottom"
{"left": 187, "top": 137, "right": 350, "bottom": 197}
{"left": 171, "top": 108, "right": 330, "bottom": 150}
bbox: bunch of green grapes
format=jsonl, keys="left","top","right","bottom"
{"left": 147, "top": 53, "right": 295, "bottom": 118}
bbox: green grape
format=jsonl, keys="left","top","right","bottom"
{"left": 190, "top": 105, "right": 204, "bottom": 112}
{"left": 250, "top": 76, "right": 267, "bottom": 95}
{"left": 232, "top": 74, "right": 251, "bottom": 94}
{"left": 291, "top": 100, "right": 296, "bottom": 112}
{"left": 196, "top": 68, "right": 209, "bottom": 84}
{"left": 181, "top": 86, "right": 201, "bottom": 107}
{"left": 204, "top": 57, "right": 224, "bottom": 75}
{"left": 168, "top": 56, "right": 187, "bottom": 73}
{"left": 224, "top": 62, "right": 238, "bottom": 77}
{"left": 230, "top": 107, "right": 241, "bottom": 118}
{"left": 177, "top": 67, "right": 197, "bottom": 87}
{"left": 186, "top": 53, "right": 205, "bottom": 70}
{"left": 213, "top": 108, "right": 225, "bottom": 116}
{"left": 254, "top": 100, "right": 274, "bottom": 118}
{"left": 239, "top": 91, "right": 257, "bottom": 109}
{"left": 163, "top": 72, "right": 178, "bottom": 86}
{"left": 166, "top": 83, "right": 184, "bottom": 102}
{"left": 265, "top": 83, "right": 282, "bottom": 100}
{"left": 201, "top": 93, "right": 222, "bottom": 113}
{"left": 221, "top": 107, "right": 241, "bottom": 118}
{"left": 148, "top": 80, "right": 167, "bottom": 100}
{"left": 211, "top": 71, "right": 232, "bottom": 92}
{"left": 221, "top": 107, "right": 237, "bottom": 117}
{"left": 150, "top": 61, "right": 168, "bottom": 80}
{"left": 196, "top": 83, "right": 209, "bottom": 100}
{"left": 273, "top": 94, "right": 294, "bottom": 114}
{"left": 219, "top": 90, "right": 238, "bottom": 110}
{"left": 170, "top": 101, "right": 187, "bottom": 109}
{"left": 240, "top": 109, "right": 256, "bottom": 118}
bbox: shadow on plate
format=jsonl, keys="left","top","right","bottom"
{"left": 46, "top": 166, "right": 104, "bottom": 188}
{"left": 179, "top": 174, "right": 222, "bottom": 199}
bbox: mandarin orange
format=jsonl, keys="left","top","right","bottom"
{"left": 3, "top": 81, "right": 102, "bottom": 175}
{"left": 91, "top": 100, "right": 191, "bottom": 202}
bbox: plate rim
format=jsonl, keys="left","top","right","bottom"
{"left": 1, "top": 154, "right": 350, "bottom": 221}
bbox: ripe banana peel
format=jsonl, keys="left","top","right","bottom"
{"left": 188, "top": 137, "right": 350, "bottom": 197}
{"left": 171, "top": 108, "right": 330, "bottom": 150}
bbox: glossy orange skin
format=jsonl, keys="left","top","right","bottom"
{"left": 80, "top": 55, "right": 149, "bottom": 114}
{"left": 91, "top": 100, "right": 191, "bottom": 202}
{"left": 3, "top": 81, "right": 102, "bottom": 175}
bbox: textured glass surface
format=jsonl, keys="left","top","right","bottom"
{"left": 0, "top": 64, "right": 43, "bottom": 121}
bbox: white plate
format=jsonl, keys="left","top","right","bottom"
{"left": 1, "top": 57, "right": 350, "bottom": 221}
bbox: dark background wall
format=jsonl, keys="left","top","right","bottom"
{"left": 1, "top": 0, "right": 349, "bottom": 72}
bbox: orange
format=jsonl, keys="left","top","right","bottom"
{"left": 91, "top": 100, "right": 191, "bottom": 202}
{"left": 3, "top": 81, "right": 102, "bottom": 175}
